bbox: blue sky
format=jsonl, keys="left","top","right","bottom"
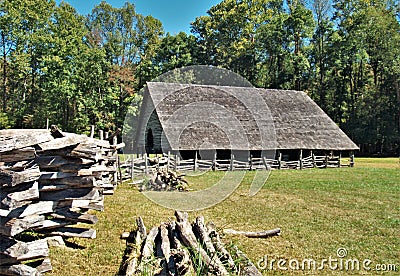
{"left": 55, "top": 0, "right": 222, "bottom": 34}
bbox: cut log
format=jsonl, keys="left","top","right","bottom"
{"left": 168, "top": 220, "right": 193, "bottom": 274}
{"left": 39, "top": 188, "right": 101, "bottom": 201}
{"left": 66, "top": 165, "right": 114, "bottom": 178}
{"left": 193, "top": 216, "right": 217, "bottom": 255}
{"left": 0, "top": 263, "right": 39, "bottom": 276}
{"left": 207, "top": 221, "right": 236, "bottom": 272}
{"left": 223, "top": 228, "right": 281, "bottom": 238}
{"left": 0, "top": 129, "right": 54, "bottom": 153}
{"left": 154, "top": 234, "right": 166, "bottom": 274}
{"left": 0, "top": 215, "right": 45, "bottom": 237}
{"left": 17, "top": 239, "right": 49, "bottom": 262}
{"left": 0, "top": 215, "right": 46, "bottom": 237}
{"left": 136, "top": 217, "right": 147, "bottom": 241}
{"left": 160, "top": 223, "right": 176, "bottom": 275}
{"left": 30, "top": 219, "right": 70, "bottom": 230}
{"left": 39, "top": 172, "right": 76, "bottom": 181}
{"left": 111, "top": 142, "right": 125, "bottom": 150}
{"left": 57, "top": 164, "right": 89, "bottom": 173}
{"left": 71, "top": 198, "right": 104, "bottom": 211}
{"left": 87, "top": 138, "right": 111, "bottom": 149}
{"left": 141, "top": 226, "right": 159, "bottom": 260}
{"left": 0, "top": 147, "right": 36, "bottom": 163}
{"left": 0, "top": 236, "right": 48, "bottom": 265}
{"left": 168, "top": 221, "right": 195, "bottom": 275}
{"left": 170, "top": 248, "right": 191, "bottom": 275}
{"left": 39, "top": 182, "right": 95, "bottom": 192}
{"left": 46, "top": 227, "right": 96, "bottom": 239}
{"left": 37, "top": 134, "right": 88, "bottom": 151}
{"left": 35, "top": 258, "right": 53, "bottom": 274}
{"left": 8, "top": 201, "right": 55, "bottom": 218}
{"left": 1, "top": 182, "right": 39, "bottom": 209}
{"left": 167, "top": 221, "right": 181, "bottom": 250}
{"left": 0, "top": 167, "right": 41, "bottom": 187}
{"left": 36, "top": 155, "right": 94, "bottom": 170}
{"left": 125, "top": 217, "right": 147, "bottom": 276}
{"left": 1, "top": 160, "right": 37, "bottom": 173}
{"left": 175, "top": 211, "right": 228, "bottom": 275}
{"left": 232, "top": 245, "right": 262, "bottom": 276}
{"left": 39, "top": 176, "right": 95, "bottom": 186}
{"left": 51, "top": 209, "right": 98, "bottom": 224}
{"left": 69, "top": 143, "right": 102, "bottom": 161}
{"left": 137, "top": 226, "right": 160, "bottom": 274}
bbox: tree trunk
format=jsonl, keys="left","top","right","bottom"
{"left": 2, "top": 31, "right": 7, "bottom": 113}
{"left": 223, "top": 228, "right": 281, "bottom": 238}
{"left": 395, "top": 80, "right": 400, "bottom": 140}
{"left": 175, "top": 211, "right": 228, "bottom": 275}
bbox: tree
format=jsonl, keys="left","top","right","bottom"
{"left": 87, "top": 1, "right": 164, "bottom": 129}
{"left": 0, "top": 0, "right": 55, "bottom": 128}
{"left": 191, "top": 0, "right": 274, "bottom": 83}
{"left": 151, "top": 32, "right": 198, "bottom": 73}
{"left": 330, "top": 0, "right": 400, "bottom": 153}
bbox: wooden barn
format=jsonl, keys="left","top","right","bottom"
{"left": 134, "top": 82, "right": 359, "bottom": 164}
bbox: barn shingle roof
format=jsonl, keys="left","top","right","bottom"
{"left": 136, "top": 82, "right": 359, "bottom": 151}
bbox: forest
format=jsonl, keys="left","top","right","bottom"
{"left": 0, "top": 0, "right": 399, "bottom": 155}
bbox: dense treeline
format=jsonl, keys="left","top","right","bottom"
{"left": 1, "top": 0, "right": 399, "bottom": 155}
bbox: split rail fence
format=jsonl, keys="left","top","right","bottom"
{"left": 0, "top": 126, "right": 123, "bottom": 275}
{"left": 122, "top": 151, "right": 355, "bottom": 180}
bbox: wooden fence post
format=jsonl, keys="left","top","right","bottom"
{"left": 299, "top": 150, "right": 303, "bottom": 170}
{"left": 194, "top": 151, "right": 198, "bottom": 171}
{"left": 116, "top": 155, "right": 121, "bottom": 184}
{"left": 350, "top": 151, "right": 354, "bottom": 167}
{"left": 338, "top": 152, "right": 342, "bottom": 168}
{"left": 46, "top": 118, "right": 49, "bottom": 130}
{"left": 212, "top": 151, "right": 217, "bottom": 171}
{"left": 90, "top": 125, "right": 95, "bottom": 138}
{"left": 144, "top": 154, "right": 148, "bottom": 175}
{"left": 99, "top": 130, "right": 103, "bottom": 140}
{"left": 249, "top": 154, "right": 253, "bottom": 171}
{"left": 167, "top": 151, "right": 171, "bottom": 172}
{"left": 262, "top": 156, "right": 270, "bottom": 170}
{"left": 324, "top": 153, "right": 328, "bottom": 168}
{"left": 311, "top": 150, "right": 316, "bottom": 168}
{"left": 278, "top": 152, "right": 282, "bottom": 170}
{"left": 174, "top": 154, "right": 178, "bottom": 171}
{"left": 131, "top": 154, "right": 135, "bottom": 180}
{"left": 229, "top": 154, "right": 234, "bottom": 171}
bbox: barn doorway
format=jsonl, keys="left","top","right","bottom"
{"left": 146, "top": 128, "right": 154, "bottom": 153}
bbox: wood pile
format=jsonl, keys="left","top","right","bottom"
{"left": 0, "top": 127, "right": 122, "bottom": 275}
{"left": 140, "top": 169, "right": 189, "bottom": 192}
{"left": 119, "top": 211, "right": 279, "bottom": 276}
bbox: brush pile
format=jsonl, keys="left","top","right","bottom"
{"left": 120, "top": 211, "right": 273, "bottom": 276}
{"left": 0, "top": 127, "right": 122, "bottom": 275}
{"left": 140, "top": 169, "right": 189, "bottom": 192}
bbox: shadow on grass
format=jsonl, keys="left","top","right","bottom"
{"left": 63, "top": 239, "right": 86, "bottom": 250}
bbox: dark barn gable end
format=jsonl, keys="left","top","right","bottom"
{"left": 135, "top": 82, "right": 359, "bottom": 166}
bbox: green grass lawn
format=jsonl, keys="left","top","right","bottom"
{"left": 48, "top": 158, "right": 399, "bottom": 275}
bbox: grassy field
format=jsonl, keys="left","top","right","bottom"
{"left": 48, "top": 158, "right": 399, "bottom": 275}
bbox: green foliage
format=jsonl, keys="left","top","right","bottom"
{"left": 0, "top": 112, "right": 10, "bottom": 129}
{"left": 0, "top": 0, "right": 398, "bottom": 155}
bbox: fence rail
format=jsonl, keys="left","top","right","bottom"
{"left": 121, "top": 152, "right": 355, "bottom": 180}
